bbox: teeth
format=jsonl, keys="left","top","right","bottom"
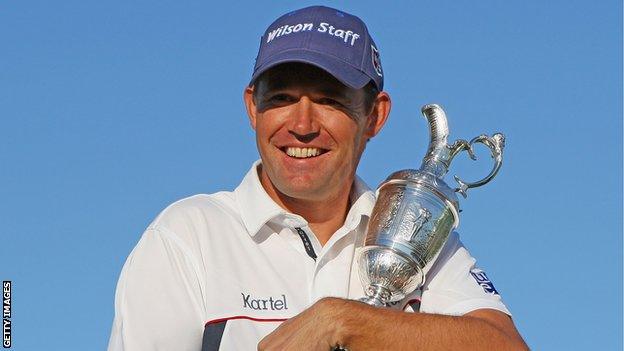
{"left": 285, "top": 147, "right": 322, "bottom": 158}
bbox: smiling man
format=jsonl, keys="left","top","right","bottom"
{"left": 108, "top": 6, "right": 527, "bottom": 351}
{"left": 245, "top": 62, "right": 388, "bottom": 246}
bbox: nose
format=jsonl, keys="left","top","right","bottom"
{"left": 288, "top": 96, "right": 320, "bottom": 142}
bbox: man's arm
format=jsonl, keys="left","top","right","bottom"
{"left": 258, "top": 297, "right": 528, "bottom": 350}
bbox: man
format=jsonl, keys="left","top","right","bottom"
{"left": 108, "top": 6, "right": 528, "bottom": 350}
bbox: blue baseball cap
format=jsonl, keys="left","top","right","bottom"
{"left": 250, "top": 6, "right": 384, "bottom": 91}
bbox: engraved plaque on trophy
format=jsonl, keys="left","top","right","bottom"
{"left": 358, "top": 104, "right": 505, "bottom": 307}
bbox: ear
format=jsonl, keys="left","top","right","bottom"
{"left": 364, "top": 91, "right": 391, "bottom": 139}
{"left": 243, "top": 86, "right": 257, "bottom": 130}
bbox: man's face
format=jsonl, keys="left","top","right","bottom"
{"left": 245, "top": 64, "right": 387, "bottom": 203}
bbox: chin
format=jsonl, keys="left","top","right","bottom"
{"left": 277, "top": 181, "right": 326, "bottom": 200}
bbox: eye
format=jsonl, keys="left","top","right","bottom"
{"left": 318, "top": 97, "right": 343, "bottom": 107}
{"left": 269, "top": 94, "right": 295, "bottom": 103}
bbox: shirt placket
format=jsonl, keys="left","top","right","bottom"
{"left": 309, "top": 216, "right": 364, "bottom": 302}
{"left": 281, "top": 214, "right": 365, "bottom": 305}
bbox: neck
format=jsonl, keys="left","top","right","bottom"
{"left": 258, "top": 168, "right": 352, "bottom": 246}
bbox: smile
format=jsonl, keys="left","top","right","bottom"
{"left": 282, "top": 147, "right": 327, "bottom": 158}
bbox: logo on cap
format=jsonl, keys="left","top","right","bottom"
{"left": 371, "top": 45, "right": 382, "bottom": 77}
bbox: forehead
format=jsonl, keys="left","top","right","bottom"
{"left": 255, "top": 63, "right": 357, "bottom": 98}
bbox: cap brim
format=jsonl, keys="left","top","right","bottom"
{"left": 249, "top": 49, "right": 372, "bottom": 89}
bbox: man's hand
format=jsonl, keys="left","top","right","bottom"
{"left": 258, "top": 297, "right": 528, "bottom": 351}
{"left": 258, "top": 298, "right": 346, "bottom": 351}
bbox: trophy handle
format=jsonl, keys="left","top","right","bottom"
{"left": 453, "top": 133, "right": 505, "bottom": 198}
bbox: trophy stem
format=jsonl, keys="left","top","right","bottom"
{"left": 359, "top": 285, "right": 392, "bottom": 307}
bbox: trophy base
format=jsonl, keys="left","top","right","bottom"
{"left": 359, "top": 285, "right": 391, "bottom": 307}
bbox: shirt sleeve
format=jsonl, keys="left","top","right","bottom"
{"left": 107, "top": 227, "right": 206, "bottom": 351}
{"left": 419, "top": 232, "right": 511, "bottom": 317}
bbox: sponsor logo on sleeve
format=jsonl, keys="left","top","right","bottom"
{"left": 470, "top": 268, "right": 499, "bottom": 295}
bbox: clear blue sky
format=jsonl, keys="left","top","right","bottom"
{"left": 1, "top": 1, "right": 621, "bottom": 350}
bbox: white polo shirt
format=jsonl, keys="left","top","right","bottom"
{"left": 108, "top": 161, "right": 510, "bottom": 351}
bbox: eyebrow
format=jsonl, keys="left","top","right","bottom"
{"left": 262, "top": 82, "right": 351, "bottom": 100}
{"left": 315, "top": 85, "right": 350, "bottom": 99}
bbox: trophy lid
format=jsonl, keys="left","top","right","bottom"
{"left": 383, "top": 169, "right": 460, "bottom": 212}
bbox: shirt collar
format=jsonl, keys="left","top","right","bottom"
{"left": 234, "top": 160, "right": 376, "bottom": 237}
{"left": 234, "top": 160, "right": 286, "bottom": 237}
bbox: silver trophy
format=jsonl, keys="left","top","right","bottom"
{"left": 358, "top": 104, "right": 505, "bottom": 307}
